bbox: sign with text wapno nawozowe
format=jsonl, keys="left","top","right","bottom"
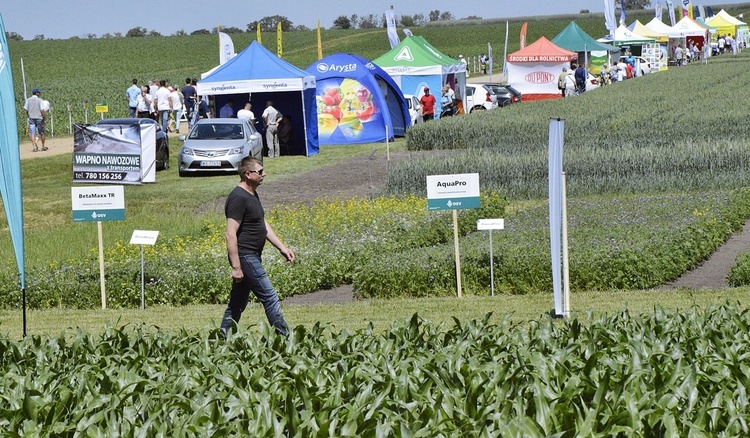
{"left": 71, "top": 185, "right": 125, "bottom": 222}
{"left": 426, "top": 173, "right": 480, "bottom": 210}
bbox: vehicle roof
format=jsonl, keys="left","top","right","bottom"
{"left": 95, "top": 117, "right": 156, "bottom": 125}
{"left": 194, "top": 118, "right": 249, "bottom": 125}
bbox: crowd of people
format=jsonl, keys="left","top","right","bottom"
{"left": 127, "top": 77, "right": 209, "bottom": 134}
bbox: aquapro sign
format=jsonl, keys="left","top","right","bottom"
{"left": 426, "top": 173, "right": 480, "bottom": 211}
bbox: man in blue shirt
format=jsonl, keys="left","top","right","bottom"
{"left": 125, "top": 79, "right": 140, "bottom": 118}
{"left": 220, "top": 99, "right": 235, "bottom": 118}
{"left": 574, "top": 64, "right": 587, "bottom": 94}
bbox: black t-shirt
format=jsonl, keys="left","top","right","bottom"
{"left": 181, "top": 85, "right": 196, "bottom": 103}
{"left": 225, "top": 186, "right": 267, "bottom": 255}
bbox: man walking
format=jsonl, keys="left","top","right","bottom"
{"left": 221, "top": 157, "right": 293, "bottom": 338}
{"left": 24, "top": 88, "right": 46, "bottom": 152}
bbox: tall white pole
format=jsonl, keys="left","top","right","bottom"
{"left": 453, "top": 209, "right": 462, "bottom": 298}
{"left": 20, "top": 58, "right": 28, "bottom": 101}
{"left": 562, "top": 172, "right": 571, "bottom": 317}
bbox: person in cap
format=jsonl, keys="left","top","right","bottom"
{"left": 24, "top": 88, "right": 46, "bottom": 151}
{"left": 419, "top": 86, "right": 436, "bottom": 122}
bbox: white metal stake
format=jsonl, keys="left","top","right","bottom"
{"left": 140, "top": 244, "right": 145, "bottom": 310}
{"left": 453, "top": 210, "right": 462, "bottom": 298}
{"left": 562, "top": 172, "right": 571, "bottom": 317}
{"left": 97, "top": 221, "right": 106, "bottom": 309}
{"left": 489, "top": 230, "right": 494, "bottom": 297}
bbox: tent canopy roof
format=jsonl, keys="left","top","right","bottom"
{"left": 629, "top": 20, "right": 669, "bottom": 43}
{"left": 507, "top": 36, "right": 577, "bottom": 62}
{"left": 198, "top": 40, "right": 314, "bottom": 93}
{"left": 552, "top": 21, "right": 620, "bottom": 52}
{"left": 708, "top": 9, "right": 747, "bottom": 26}
{"left": 373, "top": 35, "right": 461, "bottom": 68}
{"left": 644, "top": 18, "right": 676, "bottom": 36}
{"left": 672, "top": 16, "right": 710, "bottom": 36}
{"left": 611, "top": 24, "right": 655, "bottom": 45}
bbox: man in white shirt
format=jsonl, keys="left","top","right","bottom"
{"left": 23, "top": 88, "right": 45, "bottom": 152}
{"left": 153, "top": 80, "right": 172, "bottom": 132}
{"left": 237, "top": 102, "right": 255, "bottom": 125}
{"left": 168, "top": 87, "right": 184, "bottom": 133}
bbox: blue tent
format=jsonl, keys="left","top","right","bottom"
{"left": 197, "top": 41, "right": 318, "bottom": 156}
{"left": 306, "top": 53, "right": 411, "bottom": 144}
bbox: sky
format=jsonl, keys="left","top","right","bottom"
{"left": 2, "top": 0, "right": 748, "bottom": 40}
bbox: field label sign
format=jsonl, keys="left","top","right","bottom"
{"left": 426, "top": 173, "right": 480, "bottom": 210}
{"left": 71, "top": 185, "right": 125, "bottom": 222}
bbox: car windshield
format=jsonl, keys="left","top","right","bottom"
{"left": 189, "top": 123, "right": 244, "bottom": 140}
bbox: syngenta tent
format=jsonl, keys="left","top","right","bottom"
{"left": 506, "top": 36, "right": 577, "bottom": 101}
{"left": 197, "top": 41, "right": 319, "bottom": 156}
{"left": 306, "top": 53, "right": 411, "bottom": 144}
{"left": 373, "top": 36, "right": 466, "bottom": 117}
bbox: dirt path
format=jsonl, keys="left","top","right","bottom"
{"left": 659, "top": 219, "right": 750, "bottom": 290}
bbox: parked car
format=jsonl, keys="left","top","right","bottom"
{"left": 177, "top": 118, "right": 263, "bottom": 177}
{"left": 464, "top": 83, "right": 498, "bottom": 112}
{"left": 619, "top": 55, "right": 653, "bottom": 76}
{"left": 94, "top": 118, "right": 170, "bottom": 171}
{"left": 403, "top": 94, "right": 422, "bottom": 126}
{"left": 567, "top": 70, "right": 600, "bottom": 92}
{"left": 481, "top": 83, "right": 522, "bottom": 107}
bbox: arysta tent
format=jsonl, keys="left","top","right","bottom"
{"left": 373, "top": 36, "right": 466, "bottom": 117}
{"left": 630, "top": 20, "right": 669, "bottom": 43}
{"left": 197, "top": 41, "right": 319, "bottom": 156}
{"left": 506, "top": 36, "right": 577, "bottom": 101}
{"left": 306, "top": 53, "right": 410, "bottom": 144}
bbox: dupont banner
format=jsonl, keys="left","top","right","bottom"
{"left": 73, "top": 123, "right": 156, "bottom": 184}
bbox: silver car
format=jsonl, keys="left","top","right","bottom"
{"left": 178, "top": 118, "right": 263, "bottom": 176}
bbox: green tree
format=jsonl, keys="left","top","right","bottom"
{"left": 333, "top": 16, "right": 352, "bottom": 30}
{"left": 191, "top": 29, "right": 211, "bottom": 35}
{"left": 249, "top": 16, "right": 293, "bottom": 32}
{"left": 440, "top": 11, "right": 454, "bottom": 21}
{"left": 125, "top": 27, "right": 147, "bottom": 38}
{"left": 5, "top": 31, "right": 23, "bottom": 41}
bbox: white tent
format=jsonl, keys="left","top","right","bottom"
{"left": 645, "top": 18, "right": 676, "bottom": 36}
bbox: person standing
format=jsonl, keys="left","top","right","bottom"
{"left": 221, "top": 157, "right": 293, "bottom": 338}
{"left": 219, "top": 99, "right": 235, "bottom": 118}
{"left": 24, "top": 88, "right": 46, "bottom": 152}
{"left": 181, "top": 77, "right": 196, "bottom": 122}
{"left": 458, "top": 54, "right": 469, "bottom": 77}
{"left": 169, "top": 86, "right": 184, "bottom": 133}
{"left": 674, "top": 45, "right": 684, "bottom": 67}
{"left": 237, "top": 102, "right": 255, "bottom": 124}
{"left": 557, "top": 67, "right": 568, "bottom": 97}
{"left": 574, "top": 64, "right": 587, "bottom": 94}
{"left": 419, "top": 86, "right": 436, "bottom": 122}
{"left": 262, "top": 101, "right": 282, "bottom": 157}
{"left": 126, "top": 79, "right": 140, "bottom": 118}
{"left": 136, "top": 86, "right": 153, "bottom": 119}
{"left": 153, "top": 80, "right": 172, "bottom": 132}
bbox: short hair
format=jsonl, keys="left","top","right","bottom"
{"left": 238, "top": 157, "right": 262, "bottom": 178}
{"left": 159, "top": 79, "right": 166, "bottom": 86}
{"left": 186, "top": 78, "right": 191, "bottom": 84}
{"left": 132, "top": 79, "right": 138, "bottom": 85}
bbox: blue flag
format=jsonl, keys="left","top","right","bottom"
{"left": 0, "top": 13, "right": 26, "bottom": 289}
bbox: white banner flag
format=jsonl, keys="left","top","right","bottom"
{"left": 666, "top": 0, "right": 676, "bottom": 26}
{"left": 386, "top": 7, "right": 400, "bottom": 49}
{"left": 603, "top": 0, "right": 616, "bottom": 37}
{"left": 487, "top": 42, "right": 493, "bottom": 76}
{"left": 548, "top": 118, "right": 565, "bottom": 317}
{"left": 219, "top": 32, "right": 236, "bottom": 65}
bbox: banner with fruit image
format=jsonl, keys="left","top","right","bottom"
{"left": 315, "top": 77, "right": 384, "bottom": 144}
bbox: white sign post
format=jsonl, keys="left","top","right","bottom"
{"left": 426, "top": 173, "right": 481, "bottom": 298}
{"left": 477, "top": 219, "right": 505, "bottom": 296}
{"left": 71, "top": 186, "right": 125, "bottom": 309}
{"left": 130, "top": 230, "right": 159, "bottom": 310}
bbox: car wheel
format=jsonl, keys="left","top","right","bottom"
{"left": 162, "top": 151, "right": 169, "bottom": 170}
{"left": 471, "top": 106, "right": 486, "bottom": 113}
{"left": 179, "top": 170, "right": 187, "bottom": 177}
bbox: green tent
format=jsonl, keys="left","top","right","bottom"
{"left": 374, "top": 36, "right": 466, "bottom": 116}
{"left": 552, "top": 21, "right": 620, "bottom": 53}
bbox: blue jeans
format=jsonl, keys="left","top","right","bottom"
{"left": 159, "top": 110, "right": 170, "bottom": 132}
{"left": 220, "top": 253, "right": 288, "bottom": 337}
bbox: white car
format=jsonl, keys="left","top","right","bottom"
{"left": 566, "top": 70, "right": 600, "bottom": 95}
{"left": 403, "top": 94, "right": 422, "bottom": 127}
{"left": 465, "top": 83, "right": 498, "bottom": 113}
{"left": 619, "top": 56, "right": 652, "bottom": 76}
